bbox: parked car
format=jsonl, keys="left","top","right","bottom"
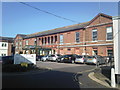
{"left": 85, "top": 55, "right": 105, "bottom": 65}
{"left": 48, "top": 54, "right": 61, "bottom": 62}
{"left": 103, "top": 55, "right": 114, "bottom": 66}
{"left": 36, "top": 55, "right": 44, "bottom": 61}
{"left": 41, "top": 55, "right": 49, "bottom": 62}
{"left": 60, "top": 54, "right": 78, "bottom": 63}
{"left": 75, "top": 55, "right": 88, "bottom": 64}
{"left": 2, "top": 56, "right": 14, "bottom": 64}
{"left": 57, "top": 55, "right": 64, "bottom": 63}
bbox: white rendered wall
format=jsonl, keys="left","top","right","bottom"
{"left": 0, "top": 42, "right": 8, "bottom": 56}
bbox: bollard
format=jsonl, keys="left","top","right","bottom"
{"left": 111, "top": 68, "right": 116, "bottom": 87}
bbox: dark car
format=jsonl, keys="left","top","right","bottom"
{"left": 60, "top": 54, "right": 78, "bottom": 63}
{"left": 2, "top": 56, "right": 14, "bottom": 64}
{"left": 36, "top": 55, "right": 44, "bottom": 61}
{"left": 57, "top": 55, "right": 64, "bottom": 63}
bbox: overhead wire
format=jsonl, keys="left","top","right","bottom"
{"left": 16, "top": 1, "right": 80, "bottom": 24}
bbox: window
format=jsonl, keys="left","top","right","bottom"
{"left": 67, "top": 48, "right": 71, "bottom": 51}
{"left": 93, "top": 50, "right": 98, "bottom": 55}
{"left": 16, "top": 42, "right": 18, "bottom": 46}
{"left": 75, "top": 32, "right": 80, "bottom": 43}
{"left": 2, "top": 43, "right": 7, "bottom": 47}
{"left": 2, "top": 54, "right": 6, "bottom": 56}
{"left": 2, "top": 43, "right": 4, "bottom": 47}
{"left": 92, "top": 29, "right": 97, "bottom": 41}
{"left": 107, "top": 49, "right": 113, "bottom": 56}
{"left": 48, "top": 37, "right": 50, "bottom": 44}
{"left": 19, "top": 41, "right": 22, "bottom": 47}
{"left": 26, "top": 40, "right": 29, "bottom": 45}
{"left": 60, "top": 35, "right": 63, "bottom": 44}
{"left": 106, "top": 27, "right": 113, "bottom": 40}
{"left": 34, "top": 39, "right": 37, "bottom": 45}
{"left": 4, "top": 43, "right": 7, "bottom": 47}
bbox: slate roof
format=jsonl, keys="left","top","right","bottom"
{"left": 0, "top": 36, "right": 14, "bottom": 42}
{"left": 17, "top": 34, "right": 26, "bottom": 38}
{"left": 24, "top": 21, "right": 90, "bottom": 39}
{"left": 22, "top": 13, "right": 112, "bottom": 39}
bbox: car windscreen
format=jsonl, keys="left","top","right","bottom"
{"left": 51, "top": 55, "right": 55, "bottom": 57}
{"left": 88, "top": 56, "right": 96, "bottom": 58}
{"left": 63, "top": 55, "right": 73, "bottom": 57}
{"left": 76, "top": 56, "right": 82, "bottom": 58}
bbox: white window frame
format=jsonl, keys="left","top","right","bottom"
{"left": 26, "top": 40, "right": 29, "bottom": 45}
{"left": 92, "top": 29, "right": 97, "bottom": 41}
{"left": 75, "top": 32, "right": 80, "bottom": 43}
{"left": 60, "top": 34, "right": 63, "bottom": 44}
{"left": 106, "top": 27, "right": 113, "bottom": 40}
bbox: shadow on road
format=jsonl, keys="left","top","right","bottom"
{"left": 2, "top": 68, "right": 80, "bottom": 89}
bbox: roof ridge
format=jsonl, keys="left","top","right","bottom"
{"left": 26, "top": 21, "right": 89, "bottom": 38}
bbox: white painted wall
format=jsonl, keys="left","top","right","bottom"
{"left": 14, "top": 54, "right": 36, "bottom": 65}
{"left": 0, "top": 42, "right": 8, "bottom": 56}
{"left": 113, "top": 16, "right": 120, "bottom": 74}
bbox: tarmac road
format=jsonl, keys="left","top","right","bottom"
{"left": 2, "top": 61, "right": 108, "bottom": 88}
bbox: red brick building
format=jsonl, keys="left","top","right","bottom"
{"left": 14, "top": 13, "right": 113, "bottom": 56}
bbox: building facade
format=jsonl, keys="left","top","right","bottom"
{"left": 14, "top": 13, "right": 114, "bottom": 56}
{"left": 0, "top": 37, "right": 14, "bottom": 56}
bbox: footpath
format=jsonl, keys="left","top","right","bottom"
{"left": 89, "top": 65, "right": 120, "bottom": 89}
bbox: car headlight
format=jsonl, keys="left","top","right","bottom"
{"left": 61, "top": 58, "right": 64, "bottom": 60}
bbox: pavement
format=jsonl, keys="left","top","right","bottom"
{"left": 88, "top": 65, "right": 120, "bottom": 89}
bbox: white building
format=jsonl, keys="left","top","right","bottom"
{"left": 0, "top": 42, "right": 8, "bottom": 56}
{"left": 0, "top": 37, "right": 14, "bottom": 56}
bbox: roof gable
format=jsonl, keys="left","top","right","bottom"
{"left": 87, "top": 13, "right": 112, "bottom": 26}
{"left": 15, "top": 34, "right": 26, "bottom": 39}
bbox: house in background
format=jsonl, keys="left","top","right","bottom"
{"left": 14, "top": 34, "right": 26, "bottom": 54}
{"left": 0, "top": 36, "right": 15, "bottom": 56}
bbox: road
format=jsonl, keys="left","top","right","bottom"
{"left": 2, "top": 61, "right": 108, "bottom": 88}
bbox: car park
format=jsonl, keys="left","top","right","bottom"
{"left": 85, "top": 55, "right": 105, "bottom": 65}
{"left": 41, "top": 55, "right": 49, "bottom": 62}
{"left": 61, "top": 54, "right": 78, "bottom": 63}
{"left": 75, "top": 55, "right": 88, "bottom": 64}
{"left": 48, "top": 54, "right": 61, "bottom": 62}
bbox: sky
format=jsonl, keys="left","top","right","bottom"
{"left": 2, "top": 2, "right": 118, "bottom": 38}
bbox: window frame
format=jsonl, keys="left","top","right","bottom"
{"left": 60, "top": 34, "right": 64, "bottom": 44}
{"left": 75, "top": 32, "right": 80, "bottom": 43}
{"left": 106, "top": 27, "right": 113, "bottom": 40}
{"left": 92, "top": 29, "right": 97, "bottom": 41}
{"left": 25, "top": 40, "right": 29, "bottom": 45}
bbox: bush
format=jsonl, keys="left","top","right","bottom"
{"left": 2, "top": 64, "right": 36, "bottom": 72}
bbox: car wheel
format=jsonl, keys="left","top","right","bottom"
{"left": 97, "top": 61, "right": 100, "bottom": 66}
{"left": 72, "top": 60, "right": 75, "bottom": 64}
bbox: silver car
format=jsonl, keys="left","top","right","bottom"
{"left": 85, "top": 55, "right": 105, "bottom": 65}
{"left": 75, "top": 55, "right": 88, "bottom": 64}
{"left": 41, "top": 55, "right": 49, "bottom": 62}
{"left": 48, "top": 54, "right": 61, "bottom": 62}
